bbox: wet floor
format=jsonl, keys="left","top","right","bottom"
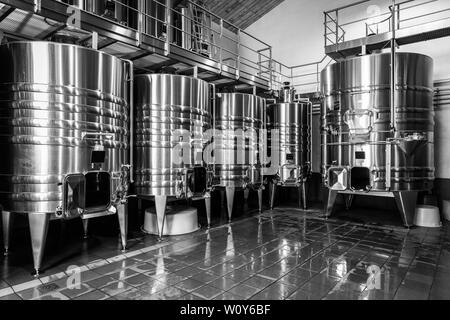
{"left": 0, "top": 207, "right": 450, "bottom": 300}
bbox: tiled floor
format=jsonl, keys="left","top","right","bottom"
{"left": 1, "top": 207, "right": 450, "bottom": 300}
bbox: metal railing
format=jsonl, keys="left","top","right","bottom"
{"left": 324, "top": 0, "right": 450, "bottom": 46}
{"left": 53, "top": 0, "right": 333, "bottom": 94}
{"left": 56, "top": 0, "right": 276, "bottom": 89}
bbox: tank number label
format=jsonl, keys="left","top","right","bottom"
{"left": 355, "top": 151, "right": 366, "bottom": 160}
{"left": 66, "top": 7, "right": 81, "bottom": 29}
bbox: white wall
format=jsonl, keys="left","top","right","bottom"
{"left": 245, "top": 0, "right": 450, "bottom": 82}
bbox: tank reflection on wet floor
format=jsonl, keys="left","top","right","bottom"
{"left": 1, "top": 208, "right": 450, "bottom": 300}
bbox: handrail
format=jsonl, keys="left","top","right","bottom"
{"left": 324, "top": 0, "right": 371, "bottom": 14}
{"left": 324, "top": 0, "right": 450, "bottom": 47}
{"left": 185, "top": 0, "right": 272, "bottom": 48}
{"left": 57, "top": 0, "right": 278, "bottom": 87}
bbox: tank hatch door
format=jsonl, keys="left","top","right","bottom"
{"left": 328, "top": 167, "right": 348, "bottom": 191}
{"left": 62, "top": 174, "right": 86, "bottom": 219}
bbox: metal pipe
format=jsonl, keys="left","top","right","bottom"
{"left": 236, "top": 29, "right": 241, "bottom": 79}
{"left": 269, "top": 46, "right": 273, "bottom": 89}
{"left": 165, "top": 0, "right": 172, "bottom": 55}
{"left": 210, "top": 83, "right": 216, "bottom": 181}
{"left": 219, "top": 18, "right": 223, "bottom": 73}
{"left": 124, "top": 59, "right": 134, "bottom": 183}
{"left": 335, "top": 10, "right": 339, "bottom": 44}
{"left": 390, "top": 0, "right": 397, "bottom": 133}
{"left": 137, "top": 0, "right": 144, "bottom": 46}
{"left": 309, "top": 101, "right": 313, "bottom": 169}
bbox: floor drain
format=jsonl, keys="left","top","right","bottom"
{"left": 40, "top": 283, "right": 60, "bottom": 292}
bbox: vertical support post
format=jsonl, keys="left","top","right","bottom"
{"left": 308, "top": 101, "right": 313, "bottom": 168}
{"left": 91, "top": 31, "right": 98, "bottom": 50}
{"left": 393, "top": 191, "right": 418, "bottom": 228}
{"left": 137, "top": 0, "right": 144, "bottom": 46}
{"left": 225, "top": 187, "right": 235, "bottom": 223}
{"left": 291, "top": 67, "right": 294, "bottom": 89}
{"left": 298, "top": 186, "right": 303, "bottom": 210}
{"left": 258, "top": 50, "right": 262, "bottom": 77}
{"left": 269, "top": 181, "right": 276, "bottom": 210}
{"left": 390, "top": 0, "right": 397, "bottom": 133}
{"left": 236, "top": 29, "right": 241, "bottom": 79}
{"left": 335, "top": 10, "right": 339, "bottom": 45}
{"left": 117, "top": 202, "right": 128, "bottom": 251}
{"left": 193, "top": 65, "right": 198, "bottom": 78}
{"left": 301, "top": 181, "right": 307, "bottom": 210}
{"left": 34, "top": 0, "right": 42, "bottom": 14}
{"left": 345, "top": 194, "right": 354, "bottom": 210}
{"left": 325, "top": 190, "right": 338, "bottom": 218}
{"left": 316, "top": 63, "right": 320, "bottom": 92}
{"left": 138, "top": 198, "right": 143, "bottom": 223}
{"left": 82, "top": 219, "right": 89, "bottom": 239}
{"left": 165, "top": 0, "right": 172, "bottom": 55}
{"left": 205, "top": 194, "right": 211, "bottom": 228}
{"left": 269, "top": 47, "right": 273, "bottom": 90}
{"left": 243, "top": 189, "right": 250, "bottom": 201}
{"left": 386, "top": 141, "right": 392, "bottom": 190}
{"left": 257, "top": 188, "right": 263, "bottom": 214}
{"left": 2, "top": 210, "right": 12, "bottom": 256}
{"left": 125, "top": 60, "right": 134, "bottom": 184}
{"left": 29, "top": 213, "right": 50, "bottom": 276}
{"left": 219, "top": 18, "right": 223, "bottom": 73}
{"left": 155, "top": 196, "right": 167, "bottom": 241}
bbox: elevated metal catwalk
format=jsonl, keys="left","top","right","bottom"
{"left": 0, "top": 0, "right": 276, "bottom": 92}
{"left": 324, "top": 0, "right": 450, "bottom": 59}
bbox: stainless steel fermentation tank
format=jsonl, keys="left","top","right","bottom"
{"left": 134, "top": 74, "right": 212, "bottom": 239}
{"left": 267, "top": 83, "right": 311, "bottom": 210}
{"left": 321, "top": 52, "right": 435, "bottom": 227}
{"left": 0, "top": 42, "right": 131, "bottom": 275}
{"left": 213, "top": 93, "right": 266, "bottom": 221}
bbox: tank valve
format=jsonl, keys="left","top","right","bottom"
{"left": 55, "top": 206, "right": 63, "bottom": 218}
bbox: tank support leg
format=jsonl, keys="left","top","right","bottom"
{"left": 220, "top": 189, "right": 225, "bottom": 208}
{"left": 117, "top": 202, "right": 128, "bottom": 251}
{"left": 2, "top": 210, "right": 12, "bottom": 256}
{"left": 243, "top": 189, "right": 250, "bottom": 202}
{"left": 325, "top": 190, "right": 339, "bottom": 218}
{"left": 155, "top": 196, "right": 167, "bottom": 241}
{"left": 225, "top": 187, "right": 235, "bottom": 223}
{"left": 28, "top": 213, "right": 50, "bottom": 277}
{"left": 138, "top": 198, "right": 143, "bottom": 224}
{"left": 301, "top": 182, "right": 307, "bottom": 210}
{"left": 393, "top": 191, "right": 418, "bottom": 228}
{"left": 345, "top": 194, "right": 354, "bottom": 211}
{"left": 298, "top": 186, "right": 303, "bottom": 210}
{"left": 257, "top": 188, "right": 263, "bottom": 214}
{"left": 205, "top": 195, "right": 211, "bottom": 228}
{"left": 269, "top": 182, "right": 276, "bottom": 210}
{"left": 82, "top": 219, "right": 89, "bottom": 239}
